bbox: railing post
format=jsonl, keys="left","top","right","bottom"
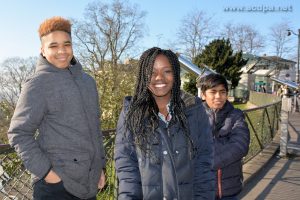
{"left": 294, "top": 93, "right": 300, "bottom": 112}
{"left": 279, "top": 97, "right": 291, "bottom": 157}
{"left": 293, "top": 94, "right": 296, "bottom": 112}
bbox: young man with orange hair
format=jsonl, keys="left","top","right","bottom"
{"left": 8, "top": 16, "right": 105, "bottom": 200}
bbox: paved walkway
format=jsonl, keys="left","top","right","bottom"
{"left": 238, "top": 112, "right": 300, "bottom": 200}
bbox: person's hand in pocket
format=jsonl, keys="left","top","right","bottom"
{"left": 44, "top": 170, "right": 61, "bottom": 183}
{"left": 98, "top": 169, "right": 106, "bottom": 189}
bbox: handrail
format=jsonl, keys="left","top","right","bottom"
{"left": 0, "top": 98, "right": 281, "bottom": 199}
{"left": 177, "top": 54, "right": 216, "bottom": 77}
{"left": 270, "top": 77, "right": 299, "bottom": 89}
{"left": 0, "top": 143, "right": 13, "bottom": 154}
{"left": 243, "top": 100, "right": 281, "bottom": 112}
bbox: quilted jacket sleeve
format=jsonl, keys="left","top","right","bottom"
{"left": 193, "top": 101, "right": 215, "bottom": 199}
{"left": 114, "top": 105, "right": 143, "bottom": 200}
{"left": 213, "top": 109, "right": 250, "bottom": 169}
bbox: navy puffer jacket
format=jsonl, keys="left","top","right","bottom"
{"left": 204, "top": 101, "right": 250, "bottom": 198}
{"left": 114, "top": 92, "right": 215, "bottom": 200}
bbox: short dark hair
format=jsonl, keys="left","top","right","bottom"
{"left": 198, "top": 73, "right": 228, "bottom": 93}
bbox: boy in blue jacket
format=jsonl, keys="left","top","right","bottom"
{"left": 198, "top": 73, "right": 250, "bottom": 200}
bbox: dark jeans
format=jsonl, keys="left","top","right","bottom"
{"left": 217, "top": 195, "right": 239, "bottom": 200}
{"left": 33, "top": 179, "right": 96, "bottom": 200}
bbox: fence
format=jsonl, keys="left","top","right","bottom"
{"left": 243, "top": 101, "right": 281, "bottom": 162}
{"left": 0, "top": 129, "right": 117, "bottom": 200}
{"left": 0, "top": 98, "right": 281, "bottom": 199}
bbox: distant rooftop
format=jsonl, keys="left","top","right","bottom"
{"left": 242, "top": 53, "right": 296, "bottom": 74}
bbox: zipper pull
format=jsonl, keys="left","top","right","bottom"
{"left": 217, "top": 168, "right": 222, "bottom": 198}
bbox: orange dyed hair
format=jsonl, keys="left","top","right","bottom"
{"left": 38, "top": 16, "right": 71, "bottom": 38}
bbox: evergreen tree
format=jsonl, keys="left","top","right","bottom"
{"left": 182, "top": 73, "right": 198, "bottom": 95}
{"left": 183, "top": 38, "right": 247, "bottom": 95}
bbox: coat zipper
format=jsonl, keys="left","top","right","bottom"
{"left": 161, "top": 127, "right": 180, "bottom": 199}
{"left": 160, "top": 132, "right": 164, "bottom": 199}
{"left": 167, "top": 128, "right": 180, "bottom": 199}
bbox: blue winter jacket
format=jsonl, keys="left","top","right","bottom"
{"left": 204, "top": 101, "right": 250, "bottom": 198}
{"left": 114, "top": 92, "right": 215, "bottom": 200}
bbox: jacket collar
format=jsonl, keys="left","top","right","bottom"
{"left": 36, "top": 54, "right": 82, "bottom": 77}
{"left": 203, "top": 100, "right": 234, "bottom": 114}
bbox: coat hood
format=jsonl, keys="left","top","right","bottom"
{"left": 204, "top": 100, "right": 235, "bottom": 137}
{"left": 203, "top": 100, "right": 234, "bottom": 115}
{"left": 36, "top": 54, "right": 83, "bottom": 77}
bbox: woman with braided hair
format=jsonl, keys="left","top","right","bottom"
{"left": 114, "top": 47, "right": 215, "bottom": 200}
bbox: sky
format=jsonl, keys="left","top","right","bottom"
{"left": 0, "top": 0, "right": 299, "bottom": 63}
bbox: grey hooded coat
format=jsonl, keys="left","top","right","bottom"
{"left": 8, "top": 55, "right": 105, "bottom": 199}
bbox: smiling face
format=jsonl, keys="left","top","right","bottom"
{"left": 41, "top": 31, "right": 73, "bottom": 69}
{"left": 148, "top": 54, "right": 174, "bottom": 102}
{"left": 202, "top": 84, "right": 228, "bottom": 110}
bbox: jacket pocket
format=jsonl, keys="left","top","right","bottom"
{"left": 60, "top": 153, "right": 91, "bottom": 181}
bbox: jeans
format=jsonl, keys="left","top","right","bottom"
{"left": 33, "top": 179, "right": 96, "bottom": 200}
{"left": 217, "top": 195, "right": 239, "bottom": 200}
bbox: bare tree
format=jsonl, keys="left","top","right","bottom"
{"left": 176, "top": 10, "right": 215, "bottom": 59}
{"left": 0, "top": 57, "right": 36, "bottom": 109}
{"left": 0, "top": 57, "right": 35, "bottom": 142}
{"left": 222, "top": 23, "right": 264, "bottom": 54}
{"left": 269, "top": 21, "right": 294, "bottom": 58}
{"left": 72, "top": 0, "right": 146, "bottom": 73}
{"left": 71, "top": 0, "right": 146, "bottom": 129}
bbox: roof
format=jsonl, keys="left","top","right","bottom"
{"left": 242, "top": 53, "right": 296, "bottom": 74}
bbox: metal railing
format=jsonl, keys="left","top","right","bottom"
{"left": 0, "top": 101, "right": 281, "bottom": 200}
{"left": 0, "top": 144, "right": 31, "bottom": 200}
{"left": 243, "top": 101, "right": 281, "bottom": 163}
{"left": 0, "top": 129, "right": 117, "bottom": 200}
{"left": 0, "top": 100, "right": 282, "bottom": 200}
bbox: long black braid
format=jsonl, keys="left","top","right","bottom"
{"left": 125, "top": 47, "right": 194, "bottom": 155}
